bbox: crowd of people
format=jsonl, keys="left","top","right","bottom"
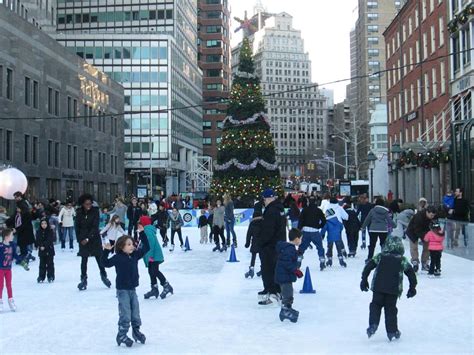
{"left": 0, "top": 186, "right": 470, "bottom": 345}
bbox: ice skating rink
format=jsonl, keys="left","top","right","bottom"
{"left": 1, "top": 227, "right": 472, "bottom": 354}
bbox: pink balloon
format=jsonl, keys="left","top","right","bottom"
{"left": 0, "top": 168, "right": 28, "bottom": 200}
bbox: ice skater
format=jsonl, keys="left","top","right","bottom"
{"left": 151, "top": 203, "right": 169, "bottom": 247}
{"left": 212, "top": 200, "right": 227, "bottom": 252}
{"left": 423, "top": 221, "right": 444, "bottom": 277}
{"left": 169, "top": 208, "right": 184, "bottom": 252}
{"left": 100, "top": 215, "right": 126, "bottom": 250}
{"left": 0, "top": 228, "right": 29, "bottom": 312}
{"left": 102, "top": 234, "right": 150, "bottom": 347}
{"left": 244, "top": 202, "right": 263, "bottom": 278}
{"left": 138, "top": 216, "right": 174, "bottom": 300}
{"left": 343, "top": 197, "right": 361, "bottom": 257}
{"left": 360, "top": 236, "right": 417, "bottom": 341}
{"left": 321, "top": 209, "right": 347, "bottom": 268}
{"left": 198, "top": 210, "right": 209, "bottom": 244}
{"left": 275, "top": 228, "right": 304, "bottom": 323}
{"left": 35, "top": 218, "right": 55, "bottom": 283}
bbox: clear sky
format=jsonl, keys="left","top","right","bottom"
{"left": 229, "top": 0, "right": 358, "bottom": 103}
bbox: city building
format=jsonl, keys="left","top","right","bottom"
{"left": 232, "top": 11, "right": 329, "bottom": 178}
{"left": 327, "top": 100, "right": 353, "bottom": 179}
{"left": 448, "top": 0, "right": 474, "bottom": 204}
{"left": 0, "top": 2, "right": 124, "bottom": 204}
{"left": 384, "top": 0, "right": 450, "bottom": 205}
{"left": 368, "top": 104, "right": 389, "bottom": 197}
{"left": 197, "top": 0, "right": 231, "bottom": 160}
{"left": 55, "top": 0, "right": 203, "bottom": 197}
{"left": 351, "top": 0, "right": 403, "bottom": 179}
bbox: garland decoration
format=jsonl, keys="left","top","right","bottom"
{"left": 394, "top": 148, "right": 451, "bottom": 169}
{"left": 223, "top": 112, "right": 270, "bottom": 127}
{"left": 215, "top": 158, "right": 278, "bottom": 171}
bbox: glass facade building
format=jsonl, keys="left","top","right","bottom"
{"left": 56, "top": 0, "right": 202, "bottom": 196}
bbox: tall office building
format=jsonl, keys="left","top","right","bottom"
{"left": 56, "top": 0, "right": 203, "bottom": 196}
{"left": 197, "top": 0, "right": 231, "bottom": 160}
{"left": 232, "top": 11, "right": 329, "bottom": 178}
{"left": 351, "top": 0, "right": 403, "bottom": 178}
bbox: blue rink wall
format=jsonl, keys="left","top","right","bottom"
{"left": 178, "top": 209, "right": 255, "bottom": 227}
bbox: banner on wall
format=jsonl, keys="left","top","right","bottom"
{"left": 178, "top": 209, "right": 255, "bottom": 227}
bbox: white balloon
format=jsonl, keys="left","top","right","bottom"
{"left": 0, "top": 168, "right": 28, "bottom": 200}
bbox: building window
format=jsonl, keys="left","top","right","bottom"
{"left": 48, "top": 87, "right": 53, "bottom": 114}
{"left": 6, "top": 68, "right": 13, "bottom": 100}
{"left": 424, "top": 73, "right": 430, "bottom": 103}
{"left": 89, "top": 150, "right": 93, "bottom": 171}
{"left": 73, "top": 146, "right": 78, "bottom": 169}
{"left": 440, "top": 61, "right": 446, "bottom": 94}
{"left": 33, "top": 80, "right": 39, "bottom": 109}
{"left": 24, "top": 134, "right": 30, "bottom": 163}
{"left": 367, "top": 1, "right": 378, "bottom": 9}
{"left": 24, "top": 77, "right": 31, "bottom": 106}
{"left": 67, "top": 144, "right": 72, "bottom": 169}
{"left": 432, "top": 67, "right": 437, "bottom": 99}
{"left": 55, "top": 142, "right": 60, "bottom": 168}
{"left": 32, "top": 136, "right": 38, "bottom": 165}
{"left": 203, "top": 138, "right": 212, "bottom": 145}
{"left": 367, "top": 13, "right": 378, "bottom": 21}
{"left": 368, "top": 49, "right": 379, "bottom": 57}
{"left": 54, "top": 90, "right": 60, "bottom": 116}
{"left": 452, "top": 35, "right": 460, "bottom": 73}
{"left": 0, "top": 65, "right": 3, "bottom": 97}
{"left": 73, "top": 99, "right": 78, "bottom": 122}
{"left": 48, "top": 140, "right": 53, "bottom": 166}
{"left": 203, "top": 121, "right": 212, "bottom": 130}
{"left": 84, "top": 149, "right": 88, "bottom": 171}
{"left": 462, "top": 28, "right": 471, "bottom": 66}
{"left": 439, "top": 17, "right": 444, "bottom": 47}
{"left": 5, "top": 130, "right": 12, "bottom": 161}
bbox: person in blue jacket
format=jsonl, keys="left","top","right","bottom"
{"left": 275, "top": 228, "right": 304, "bottom": 323}
{"left": 321, "top": 209, "right": 347, "bottom": 268}
{"left": 102, "top": 232, "right": 150, "bottom": 347}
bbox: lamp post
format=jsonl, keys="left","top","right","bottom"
{"left": 367, "top": 151, "right": 377, "bottom": 201}
{"left": 331, "top": 134, "right": 349, "bottom": 179}
{"left": 391, "top": 142, "right": 402, "bottom": 199}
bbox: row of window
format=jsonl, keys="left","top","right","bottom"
{"left": 265, "top": 69, "right": 310, "bottom": 77}
{"left": 58, "top": 9, "right": 173, "bottom": 25}
{"left": 203, "top": 137, "right": 221, "bottom": 145}
{"left": 0, "top": 66, "right": 14, "bottom": 100}
{"left": 74, "top": 45, "right": 168, "bottom": 61}
{"left": 265, "top": 61, "right": 310, "bottom": 69}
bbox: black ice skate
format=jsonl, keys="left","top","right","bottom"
{"left": 220, "top": 244, "right": 227, "bottom": 252}
{"left": 256, "top": 270, "right": 262, "bottom": 277}
{"left": 348, "top": 251, "right": 356, "bottom": 258}
{"left": 47, "top": 277, "right": 54, "bottom": 283}
{"left": 258, "top": 293, "right": 272, "bottom": 305}
{"left": 279, "top": 306, "right": 299, "bottom": 323}
{"left": 387, "top": 330, "right": 401, "bottom": 341}
{"left": 77, "top": 276, "right": 87, "bottom": 291}
{"left": 101, "top": 273, "right": 112, "bottom": 288}
{"left": 342, "top": 250, "right": 348, "bottom": 258}
{"left": 412, "top": 261, "right": 419, "bottom": 273}
{"left": 326, "top": 258, "right": 333, "bottom": 267}
{"left": 361, "top": 242, "right": 366, "bottom": 249}
{"left": 434, "top": 269, "right": 441, "bottom": 277}
{"left": 37, "top": 277, "right": 44, "bottom": 283}
{"left": 169, "top": 244, "right": 175, "bottom": 252}
{"left": 116, "top": 334, "right": 133, "bottom": 347}
{"left": 339, "top": 257, "right": 347, "bottom": 268}
{"left": 367, "top": 324, "right": 378, "bottom": 338}
{"left": 160, "top": 282, "right": 174, "bottom": 299}
{"left": 269, "top": 293, "right": 281, "bottom": 305}
{"left": 232, "top": 241, "right": 237, "bottom": 248}
{"left": 132, "top": 328, "right": 146, "bottom": 344}
{"left": 144, "top": 285, "right": 159, "bottom": 299}
{"left": 212, "top": 245, "right": 220, "bottom": 252}
{"left": 422, "top": 264, "right": 430, "bottom": 272}
{"left": 245, "top": 266, "right": 255, "bottom": 279}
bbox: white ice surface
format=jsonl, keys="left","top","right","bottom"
{"left": 0, "top": 227, "right": 473, "bottom": 355}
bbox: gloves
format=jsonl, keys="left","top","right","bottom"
{"left": 244, "top": 242, "right": 250, "bottom": 248}
{"left": 406, "top": 287, "right": 416, "bottom": 298}
{"left": 294, "top": 269, "right": 304, "bottom": 278}
{"left": 360, "top": 279, "right": 369, "bottom": 292}
{"left": 297, "top": 255, "right": 303, "bottom": 268}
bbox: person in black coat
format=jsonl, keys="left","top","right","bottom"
{"left": 357, "top": 194, "right": 374, "bottom": 249}
{"left": 360, "top": 236, "right": 417, "bottom": 341}
{"left": 6, "top": 201, "right": 36, "bottom": 261}
{"left": 35, "top": 218, "right": 55, "bottom": 282}
{"left": 75, "top": 194, "right": 111, "bottom": 291}
{"left": 275, "top": 229, "right": 303, "bottom": 322}
{"left": 257, "top": 189, "right": 287, "bottom": 305}
{"left": 127, "top": 197, "right": 143, "bottom": 241}
{"left": 151, "top": 203, "right": 169, "bottom": 247}
{"left": 297, "top": 195, "right": 326, "bottom": 269}
{"left": 405, "top": 206, "right": 436, "bottom": 272}
{"left": 343, "top": 197, "right": 362, "bottom": 257}
{"left": 244, "top": 201, "right": 263, "bottom": 278}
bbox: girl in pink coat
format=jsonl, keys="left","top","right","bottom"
{"left": 424, "top": 221, "right": 444, "bottom": 277}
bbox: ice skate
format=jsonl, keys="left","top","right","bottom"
{"left": 326, "top": 257, "right": 333, "bottom": 267}
{"left": 339, "top": 257, "right": 347, "bottom": 268}
{"left": 132, "top": 328, "right": 146, "bottom": 344}
{"left": 232, "top": 241, "right": 237, "bottom": 248}
{"left": 342, "top": 250, "right": 348, "bottom": 258}
{"left": 245, "top": 266, "right": 255, "bottom": 279}
{"left": 181, "top": 245, "right": 185, "bottom": 251}
{"left": 37, "top": 277, "right": 44, "bottom": 283}
{"left": 412, "top": 261, "right": 419, "bottom": 273}
{"left": 116, "top": 334, "right": 133, "bottom": 347}
{"left": 212, "top": 244, "right": 220, "bottom": 252}
{"left": 101, "top": 273, "right": 112, "bottom": 288}
{"left": 160, "top": 282, "right": 174, "bottom": 299}
{"left": 434, "top": 269, "right": 441, "bottom": 277}
{"left": 256, "top": 270, "right": 262, "bottom": 277}
{"left": 422, "top": 264, "right": 430, "bottom": 272}
{"left": 258, "top": 292, "right": 272, "bottom": 305}
{"left": 8, "top": 298, "right": 16, "bottom": 312}
{"left": 169, "top": 244, "right": 175, "bottom": 252}
{"left": 279, "top": 306, "right": 299, "bottom": 323}
{"left": 387, "top": 330, "right": 401, "bottom": 341}
{"left": 220, "top": 244, "right": 227, "bottom": 253}
{"left": 361, "top": 242, "right": 366, "bottom": 249}
{"left": 348, "top": 251, "right": 356, "bottom": 258}
{"left": 269, "top": 293, "right": 281, "bottom": 305}
{"left": 77, "top": 276, "right": 87, "bottom": 291}
{"left": 47, "top": 277, "right": 54, "bottom": 283}
{"left": 367, "top": 324, "right": 378, "bottom": 338}
{"left": 144, "top": 285, "right": 159, "bottom": 299}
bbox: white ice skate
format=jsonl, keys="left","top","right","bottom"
{"left": 8, "top": 298, "right": 16, "bottom": 312}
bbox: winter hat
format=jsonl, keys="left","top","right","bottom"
{"left": 325, "top": 208, "right": 336, "bottom": 218}
{"left": 382, "top": 236, "right": 404, "bottom": 255}
{"left": 139, "top": 216, "right": 152, "bottom": 226}
{"left": 262, "top": 188, "right": 276, "bottom": 198}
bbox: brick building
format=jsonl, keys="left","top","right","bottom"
{"left": 384, "top": 0, "right": 451, "bottom": 205}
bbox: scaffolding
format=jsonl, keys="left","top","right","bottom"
{"left": 185, "top": 156, "right": 213, "bottom": 192}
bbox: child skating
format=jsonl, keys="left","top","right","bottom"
{"left": 100, "top": 215, "right": 125, "bottom": 249}
{"left": 321, "top": 209, "right": 347, "bottom": 268}
{"left": 0, "top": 228, "right": 29, "bottom": 312}
{"left": 424, "top": 221, "right": 444, "bottom": 277}
{"left": 138, "top": 216, "right": 174, "bottom": 300}
{"left": 275, "top": 228, "right": 304, "bottom": 323}
{"left": 169, "top": 208, "right": 184, "bottom": 251}
{"left": 198, "top": 210, "right": 209, "bottom": 244}
{"left": 360, "top": 236, "right": 417, "bottom": 341}
{"left": 102, "top": 233, "right": 150, "bottom": 347}
{"left": 244, "top": 202, "right": 263, "bottom": 278}
{"left": 35, "top": 218, "right": 55, "bottom": 283}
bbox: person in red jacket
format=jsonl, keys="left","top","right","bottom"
{"left": 423, "top": 221, "right": 445, "bottom": 277}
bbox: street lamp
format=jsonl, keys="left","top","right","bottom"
{"left": 331, "top": 134, "right": 350, "bottom": 179}
{"left": 391, "top": 142, "right": 402, "bottom": 199}
{"left": 367, "top": 151, "right": 377, "bottom": 201}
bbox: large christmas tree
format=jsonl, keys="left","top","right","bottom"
{"left": 211, "top": 38, "right": 282, "bottom": 199}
